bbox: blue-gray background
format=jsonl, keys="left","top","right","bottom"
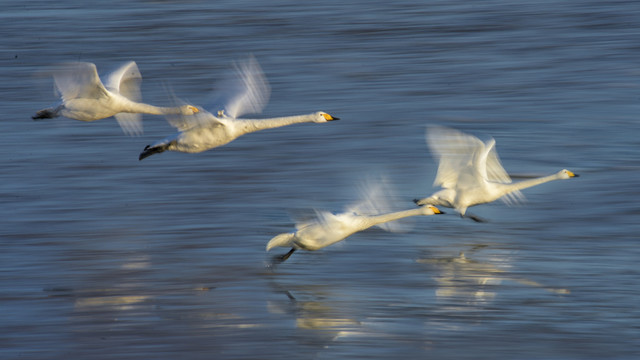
{"left": 1, "top": 1, "right": 638, "bottom": 359}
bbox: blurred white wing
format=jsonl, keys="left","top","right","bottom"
{"left": 165, "top": 106, "right": 223, "bottom": 132}
{"left": 427, "top": 126, "right": 524, "bottom": 205}
{"left": 53, "top": 62, "right": 109, "bottom": 101}
{"left": 105, "top": 61, "right": 142, "bottom": 102}
{"left": 345, "top": 177, "right": 409, "bottom": 232}
{"left": 211, "top": 56, "right": 271, "bottom": 119}
{"left": 479, "top": 138, "right": 525, "bottom": 205}
{"left": 427, "top": 126, "right": 485, "bottom": 189}
{"left": 106, "top": 62, "right": 143, "bottom": 136}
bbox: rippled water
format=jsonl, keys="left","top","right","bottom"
{"left": 2, "top": 1, "right": 639, "bottom": 359}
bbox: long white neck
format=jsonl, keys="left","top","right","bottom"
{"left": 361, "top": 208, "right": 430, "bottom": 230}
{"left": 496, "top": 172, "right": 564, "bottom": 196}
{"left": 235, "top": 114, "right": 317, "bottom": 133}
{"left": 122, "top": 102, "right": 185, "bottom": 115}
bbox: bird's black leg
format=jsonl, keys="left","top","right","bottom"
{"left": 463, "top": 212, "right": 487, "bottom": 223}
{"left": 279, "top": 248, "right": 296, "bottom": 262}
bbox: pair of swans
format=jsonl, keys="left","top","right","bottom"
{"left": 33, "top": 61, "right": 199, "bottom": 136}
{"left": 33, "top": 57, "right": 338, "bottom": 149}
{"left": 269, "top": 127, "right": 579, "bottom": 262}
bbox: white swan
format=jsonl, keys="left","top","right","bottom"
{"left": 414, "top": 126, "right": 578, "bottom": 222}
{"left": 138, "top": 56, "right": 338, "bottom": 160}
{"left": 33, "top": 61, "right": 199, "bottom": 135}
{"left": 266, "top": 178, "right": 444, "bottom": 262}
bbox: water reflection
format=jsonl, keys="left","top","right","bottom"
{"left": 418, "top": 245, "right": 569, "bottom": 307}
{"left": 267, "top": 282, "right": 366, "bottom": 346}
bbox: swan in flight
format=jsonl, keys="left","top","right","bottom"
{"left": 414, "top": 126, "right": 578, "bottom": 222}
{"left": 138, "top": 56, "right": 338, "bottom": 160}
{"left": 33, "top": 61, "right": 199, "bottom": 135}
{"left": 266, "top": 179, "right": 444, "bottom": 263}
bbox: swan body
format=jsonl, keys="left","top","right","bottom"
{"left": 267, "top": 205, "right": 443, "bottom": 254}
{"left": 414, "top": 126, "right": 578, "bottom": 221}
{"left": 33, "top": 61, "right": 199, "bottom": 135}
{"left": 139, "top": 56, "right": 338, "bottom": 159}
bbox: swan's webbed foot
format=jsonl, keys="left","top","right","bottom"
{"left": 139, "top": 144, "right": 168, "bottom": 160}
{"left": 413, "top": 198, "right": 426, "bottom": 206}
{"left": 462, "top": 213, "right": 488, "bottom": 223}
{"left": 267, "top": 248, "right": 296, "bottom": 269}
{"left": 32, "top": 108, "right": 56, "bottom": 120}
{"left": 278, "top": 248, "right": 296, "bottom": 262}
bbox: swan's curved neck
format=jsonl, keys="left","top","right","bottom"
{"left": 236, "top": 114, "right": 316, "bottom": 133}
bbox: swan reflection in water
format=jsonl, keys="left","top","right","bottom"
{"left": 267, "top": 284, "right": 365, "bottom": 344}
{"left": 417, "top": 245, "right": 569, "bottom": 306}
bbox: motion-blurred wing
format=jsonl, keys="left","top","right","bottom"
{"left": 345, "top": 177, "right": 409, "bottom": 232}
{"left": 113, "top": 113, "right": 143, "bottom": 136}
{"left": 427, "top": 126, "right": 485, "bottom": 189}
{"left": 480, "top": 139, "right": 525, "bottom": 205}
{"left": 105, "top": 62, "right": 144, "bottom": 135}
{"left": 165, "top": 106, "right": 223, "bottom": 132}
{"left": 106, "top": 61, "right": 142, "bottom": 102}
{"left": 211, "top": 56, "right": 271, "bottom": 119}
{"left": 53, "top": 62, "right": 109, "bottom": 101}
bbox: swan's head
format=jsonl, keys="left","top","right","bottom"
{"left": 180, "top": 105, "right": 200, "bottom": 115}
{"left": 559, "top": 169, "right": 579, "bottom": 179}
{"left": 313, "top": 111, "right": 340, "bottom": 123}
{"left": 422, "top": 205, "right": 445, "bottom": 215}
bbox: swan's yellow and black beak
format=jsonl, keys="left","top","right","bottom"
{"left": 567, "top": 170, "right": 579, "bottom": 177}
{"left": 323, "top": 113, "right": 339, "bottom": 121}
{"left": 189, "top": 106, "right": 200, "bottom": 114}
{"left": 429, "top": 205, "right": 445, "bottom": 214}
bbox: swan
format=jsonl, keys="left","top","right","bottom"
{"left": 267, "top": 205, "right": 443, "bottom": 262}
{"left": 414, "top": 126, "right": 578, "bottom": 222}
{"left": 138, "top": 56, "right": 338, "bottom": 160}
{"left": 266, "top": 178, "right": 444, "bottom": 262}
{"left": 33, "top": 61, "right": 199, "bottom": 135}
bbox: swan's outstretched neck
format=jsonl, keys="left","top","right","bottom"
{"left": 365, "top": 206, "right": 443, "bottom": 227}
{"left": 504, "top": 170, "right": 575, "bottom": 193}
{"left": 238, "top": 114, "right": 320, "bottom": 132}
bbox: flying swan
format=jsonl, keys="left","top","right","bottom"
{"left": 414, "top": 126, "right": 578, "bottom": 222}
{"left": 267, "top": 179, "right": 444, "bottom": 263}
{"left": 33, "top": 61, "right": 199, "bottom": 135}
{"left": 138, "top": 56, "right": 338, "bottom": 160}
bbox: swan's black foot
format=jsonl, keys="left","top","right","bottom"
{"left": 139, "top": 144, "right": 166, "bottom": 160}
{"left": 268, "top": 248, "right": 296, "bottom": 269}
{"left": 463, "top": 213, "right": 488, "bottom": 223}
{"left": 279, "top": 248, "right": 296, "bottom": 262}
{"left": 413, "top": 198, "right": 424, "bottom": 206}
{"left": 32, "top": 108, "right": 56, "bottom": 120}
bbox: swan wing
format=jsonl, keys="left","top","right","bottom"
{"left": 103, "top": 62, "right": 144, "bottom": 135}
{"left": 345, "top": 177, "right": 409, "bottom": 232}
{"left": 105, "top": 61, "right": 142, "bottom": 102}
{"left": 113, "top": 113, "right": 143, "bottom": 136}
{"left": 427, "top": 126, "right": 486, "bottom": 189}
{"left": 53, "top": 62, "right": 109, "bottom": 101}
{"left": 210, "top": 56, "right": 271, "bottom": 119}
{"left": 165, "top": 106, "right": 223, "bottom": 132}
{"left": 481, "top": 140, "right": 525, "bottom": 205}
